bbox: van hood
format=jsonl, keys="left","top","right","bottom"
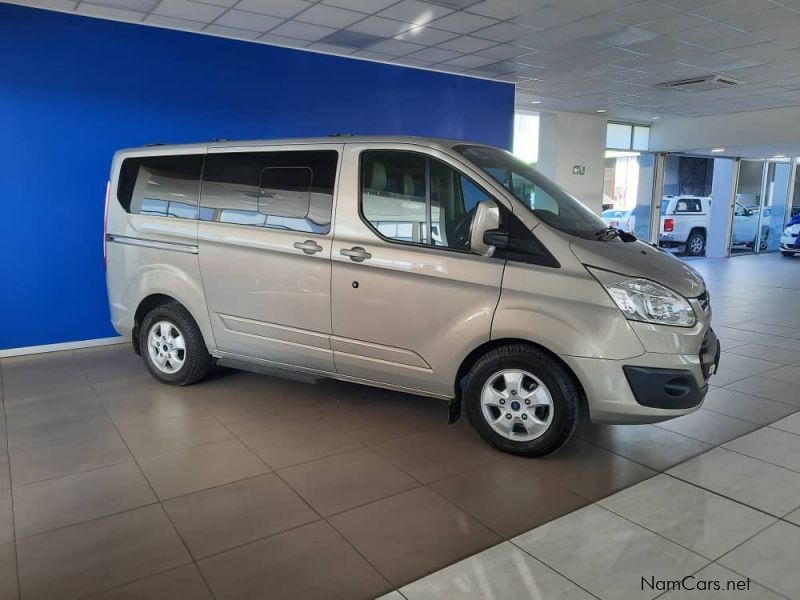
{"left": 570, "top": 237, "right": 705, "bottom": 298}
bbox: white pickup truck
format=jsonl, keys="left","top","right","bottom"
{"left": 658, "top": 195, "right": 770, "bottom": 256}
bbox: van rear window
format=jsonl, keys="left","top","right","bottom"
{"left": 117, "top": 154, "right": 203, "bottom": 218}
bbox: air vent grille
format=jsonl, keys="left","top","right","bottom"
{"left": 657, "top": 75, "right": 742, "bottom": 92}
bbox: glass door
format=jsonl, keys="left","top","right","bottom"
{"left": 603, "top": 150, "right": 656, "bottom": 242}
{"left": 791, "top": 161, "right": 800, "bottom": 221}
{"left": 729, "top": 159, "right": 792, "bottom": 255}
{"left": 758, "top": 160, "right": 791, "bottom": 253}
{"left": 729, "top": 160, "right": 766, "bottom": 255}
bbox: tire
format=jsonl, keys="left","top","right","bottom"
{"left": 759, "top": 233, "right": 768, "bottom": 251}
{"left": 464, "top": 344, "right": 580, "bottom": 457}
{"left": 685, "top": 231, "right": 706, "bottom": 256}
{"left": 139, "top": 303, "right": 212, "bottom": 386}
{"left": 782, "top": 251, "right": 796, "bottom": 257}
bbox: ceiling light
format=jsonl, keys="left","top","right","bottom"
{"left": 711, "top": 148, "right": 725, "bottom": 153}
{"left": 773, "top": 154, "right": 787, "bottom": 158}
{"left": 596, "top": 109, "right": 607, "bottom": 113}
{"left": 651, "top": 116, "right": 661, "bottom": 120}
{"left": 530, "top": 100, "right": 541, "bottom": 104}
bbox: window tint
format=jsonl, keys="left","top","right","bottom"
{"left": 675, "top": 198, "right": 701, "bottom": 213}
{"left": 361, "top": 151, "right": 494, "bottom": 251}
{"left": 201, "top": 150, "right": 337, "bottom": 234}
{"left": 117, "top": 154, "right": 203, "bottom": 218}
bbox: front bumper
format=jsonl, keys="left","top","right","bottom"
{"left": 561, "top": 329, "right": 720, "bottom": 424}
{"left": 780, "top": 235, "right": 798, "bottom": 251}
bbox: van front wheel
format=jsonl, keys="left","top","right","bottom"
{"left": 140, "top": 303, "right": 211, "bottom": 386}
{"left": 464, "top": 344, "right": 579, "bottom": 457}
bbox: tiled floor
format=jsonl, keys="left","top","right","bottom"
{"left": 2, "top": 253, "right": 800, "bottom": 599}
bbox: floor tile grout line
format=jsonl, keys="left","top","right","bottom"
{"left": 506, "top": 539, "right": 604, "bottom": 600}
{"left": 579, "top": 429, "right": 716, "bottom": 473}
{"left": 596, "top": 489, "right": 777, "bottom": 564}
{"left": 9, "top": 457, "right": 136, "bottom": 490}
{"left": 718, "top": 382, "right": 800, "bottom": 409}
{"left": 276, "top": 477, "right": 395, "bottom": 594}
{"left": 701, "top": 401, "right": 800, "bottom": 426}
{"left": 661, "top": 471, "right": 792, "bottom": 523}
{"left": 74, "top": 563, "right": 205, "bottom": 600}
{"left": 767, "top": 423, "right": 800, "bottom": 438}
{"left": 76, "top": 360, "right": 219, "bottom": 600}
{"left": 651, "top": 407, "right": 794, "bottom": 446}
{"left": 0, "top": 359, "right": 21, "bottom": 600}
{"left": 716, "top": 444, "right": 800, "bottom": 481}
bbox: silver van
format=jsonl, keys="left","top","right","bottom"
{"left": 105, "top": 136, "right": 720, "bottom": 457}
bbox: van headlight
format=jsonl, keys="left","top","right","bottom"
{"left": 588, "top": 267, "right": 696, "bottom": 328}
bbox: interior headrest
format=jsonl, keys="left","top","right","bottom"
{"left": 368, "top": 161, "right": 386, "bottom": 191}
{"left": 402, "top": 173, "right": 415, "bottom": 196}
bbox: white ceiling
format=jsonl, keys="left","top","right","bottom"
{"left": 10, "top": 0, "right": 800, "bottom": 122}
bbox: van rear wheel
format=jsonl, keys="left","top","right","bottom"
{"left": 140, "top": 303, "right": 211, "bottom": 386}
{"left": 464, "top": 344, "right": 579, "bottom": 457}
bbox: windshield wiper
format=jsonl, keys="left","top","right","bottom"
{"left": 594, "top": 227, "right": 637, "bottom": 242}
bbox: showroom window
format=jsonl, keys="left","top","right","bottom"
{"left": 606, "top": 122, "right": 650, "bottom": 151}
{"left": 117, "top": 154, "right": 204, "bottom": 218}
{"left": 361, "top": 151, "right": 493, "bottom": 251}
{"left": 200, "top": 150, "right": 337, "bottom": 234}
{"left": 513, "top": 112, "right": 539, "bottom": 165}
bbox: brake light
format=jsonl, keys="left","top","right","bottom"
{"left": 104, "top": 180, "right": 110, "bottom": 270}
{"left": 664, "top": 218, "right": 674, "bottom": 232}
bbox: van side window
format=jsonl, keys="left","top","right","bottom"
{"left": 117, "top": 155, "right": 203, "bottom": 218}
{"left": 361, "top": 151, "right": 494, "bottom": 251}
{"left": 201, "top": 150, "right": 337, "bottom": 234}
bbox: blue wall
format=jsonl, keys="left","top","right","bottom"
{"left": 0, "top": 4, "right": 514, "bottom": 351}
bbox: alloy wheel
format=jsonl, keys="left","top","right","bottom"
{"left": 480, "top": 369, "right": 554, "bottom": 441}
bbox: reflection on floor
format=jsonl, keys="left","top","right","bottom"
{"left": 1, "top": 253, "right": 799, "bottom": 599}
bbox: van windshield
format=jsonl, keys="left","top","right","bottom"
{"left": 455, "top": 145, "right": 609, "bottom": 241}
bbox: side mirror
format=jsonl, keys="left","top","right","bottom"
{"left": 470, "top": 200, "right": 501, "bottom": 256}
{"left": 483, "top": 228, "right": 510, "bottom": 250}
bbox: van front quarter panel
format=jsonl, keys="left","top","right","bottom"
{"left": 492, "top": 261, "right": 645, "bottom": 361}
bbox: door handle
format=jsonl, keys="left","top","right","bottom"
{"left": 293, "top": 240, "right": 323, "bottom": 255}
{"left": 340, "top": 246, "right": 372, "bottom": 262}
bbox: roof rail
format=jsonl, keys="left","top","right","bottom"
{"left": 143, "top": 142, "right": 168, "bottom": 147}
{"left": 328, "top": 133, "right": 356, "bottom": 137}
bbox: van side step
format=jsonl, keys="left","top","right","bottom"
{"left": 215, "top": 357, "right": 327, "bottom": 385}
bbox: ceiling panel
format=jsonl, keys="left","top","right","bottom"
{"left": 215, "top": 9, "right": 282, "bottom": 31}
{"left": 378, "top": 0, "right": 453, "bottom": 24}
{"left": 14, "top": 0, "right": 800, "bottom": 121}
{"left": 152, "top": 0, "right": 226, "bottom": 22}
{"left": 297, "top": 3, "right": 365, "bottom": 27}
{"left": 235, "top": 0, "right": 311, "bottom": 17}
